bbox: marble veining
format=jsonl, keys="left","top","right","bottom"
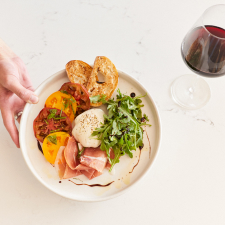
{"left": 0, "top": 0, "right": 225, "bottom": 225}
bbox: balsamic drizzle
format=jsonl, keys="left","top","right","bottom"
{"left": 37, "top": 141, "right": 43, "bottom": 154}
{"left": 129, "top": 149, "right": 142, "bottom": 174}
{"left": 68, "top": 180, "right": 114, "bottom": 187}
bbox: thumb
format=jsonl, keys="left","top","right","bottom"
{"left": 5, "top": 77, "right": 39, "bottom": 104}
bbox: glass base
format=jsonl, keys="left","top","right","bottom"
{"left": 171, "top": 74, "right": 211, "bottom": 110}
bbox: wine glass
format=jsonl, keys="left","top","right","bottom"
{"left": 171, "top": 4, "right": 225, "bottom": 109}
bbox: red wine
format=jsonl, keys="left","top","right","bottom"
{"left": 181, "top": 25, "right": 225, "bottom": 77}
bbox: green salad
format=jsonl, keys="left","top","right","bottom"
{"left": 90, "top": 89, "right": 151, "bottom": 171}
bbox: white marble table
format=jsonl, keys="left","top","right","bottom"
{"left": 1, "top": 0, "right": 225, "bottom": 224}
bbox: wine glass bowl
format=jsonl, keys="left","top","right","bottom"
{"left": 171, "top": 4, "right": 225, "bottom": 109}
{"left": 182, "top": 25, "right": 225, "bottom": 77}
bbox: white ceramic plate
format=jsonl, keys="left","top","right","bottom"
{"left": 19, "top": 69, "right": 161, "bottom": 202}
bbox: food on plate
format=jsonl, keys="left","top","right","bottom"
{"left": 80, "top": 168, "right": 102, "bottom": 180}
{"left": 86, "top": 56, "right": 118, "bottom": 107}
{"left": 54, "top": 137, "right": 106, "bottom": 180}
{"left": 105, "top": 148, "right": 115, "bottom": 170}
{"left": 42, "top": 132, "right": 70, "bottom": 164}
{"left": 64, "top": 165, "right": 82, "bottom": 179}
{"left": 33, "top": 56, "right": 151, "bottom": 182}
{"left": 64, "top": 136, "right": 79, "bottom": 170}
{"left": 54, "top": 146, "right": 66, "bottom": 179}
{"left": 66, "top": 60, "right": 92, "bottom": 87}
{"left": 33, "top": 107, "right": 72, "bottom": 143}
{"left": 59, "top": 82, "right": 90, "bottom": 115}
{"left": 91, "top": 89, "right": 151, "bottom": 171}
{"left": 45, "top": 91, "right": 77, "bottom": 122}
{"left": 72, "top": 109, "right": 104, "bottom": 148}
{"left": 55, "top": 145, "right": 82, "bottom": 179}
{"left": 80, "top": 147, "right": 107, "bottom": 172}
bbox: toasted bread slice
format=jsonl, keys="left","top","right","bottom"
{"left": 66, "top": 60, "right": 92, "bottom": 87}
{"left": 86, "top": 56, "right": 118, "bottom": 107}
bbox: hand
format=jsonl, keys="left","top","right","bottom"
{"left": 0, "top": 39, "right": 39, "bottom": 148}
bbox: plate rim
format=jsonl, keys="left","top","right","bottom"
{"left": 19, "top": 69, "right": 161, "bottom": 202}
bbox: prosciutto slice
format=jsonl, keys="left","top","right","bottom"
{"left": 92, "top": 170, "right": 102, "bottom": 179}
{"left": 80, "top": 168, "right": 96, "bottom": 180}
{"left": 63, "top": 164, "right": 82, "bottom": 179}
{"left": 55, "top": 141, "right": 107, "bottom": 180}
{"left": 54, "top": 146, "right": 67, "bottom": 179}
{"left": 75, "top": 164, "right": 90, "bottom": 170}
{"left": 80, "top": 168, "right": 102, "bottom": 180}
{"left": 76, "top": 163, "right": 102, "bottom": 180}
{"left": 55, "top": 145, "right": 81, "bottom": 179}
{"left": 80, "top": 147, "right": 107, "bottom": 173}
{"left": 64, "top": 137, "right": 79, "bottom": 170}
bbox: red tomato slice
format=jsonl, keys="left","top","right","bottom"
{"left": 33, "top": 107, "right": 72, "bottom": 143}
{"left": 59, "top": 82, "right": 90, "bottom": 115}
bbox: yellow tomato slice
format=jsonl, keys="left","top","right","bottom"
{"left": 42, "top": 132, "right": 70, "bottom": 164}
{"left": 45, "top": 91, "right": 77, "bottom": 122}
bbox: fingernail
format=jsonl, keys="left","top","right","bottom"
{"left": 28, "top": 94, "right": 39, "bottom": 104}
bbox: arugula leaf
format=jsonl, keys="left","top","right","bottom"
{"left": 77, "top": 147, "right": 85, "bottom": 159}
{"left": 47, "top": 134, "right": 57, "bottom": 145}
{"left": 143, "top": 113, "right": 149, "bottom": 121}
{"left": 112, "top": 120, "right": 122, "bottom": 135}
{"left": 116, "top": 89, "right": 123, "bottom": 99}
{"left": 134, "top": 93, "right": 147, "bottom": 99}
{"left": 89, "top": 95, "right": 100, "bottom": 103}
{"left": 90, "top": 95, "right": 107, "bottom": 104}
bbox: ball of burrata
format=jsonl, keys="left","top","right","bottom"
{"left": 72, "top": 109, "right": 104, "bottom": 147}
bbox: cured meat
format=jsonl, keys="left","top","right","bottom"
{"left": 81, "top": 170, "right": 102, "bottom": 180}
{"left": 80, "top": 147, "right": 107, "bottom": 172}
{"left": 92, "top": 170, "right": 102, "bottom": 179}
{"left": 80, "top": 168, "right": 97, "bottom": 180}
{"left": 55, "top": 145, "right": 81, "bottom": 179}
{"left": 55, "top": 142, "right": 107, "bottom": 180}
{"left": 54, "top": 146, "right": 67, "bottom": 179}
{"left": 75, "top": 164, "right": 90, "bottom": 170}
{"left": 76, "top": 163, "right": 102, "bottom": 180}
{"left": 63, "top": 164, "right": 82, "bottom": 179}
{"left": 64, "top": 137, "right": 79, "bottom": 170}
